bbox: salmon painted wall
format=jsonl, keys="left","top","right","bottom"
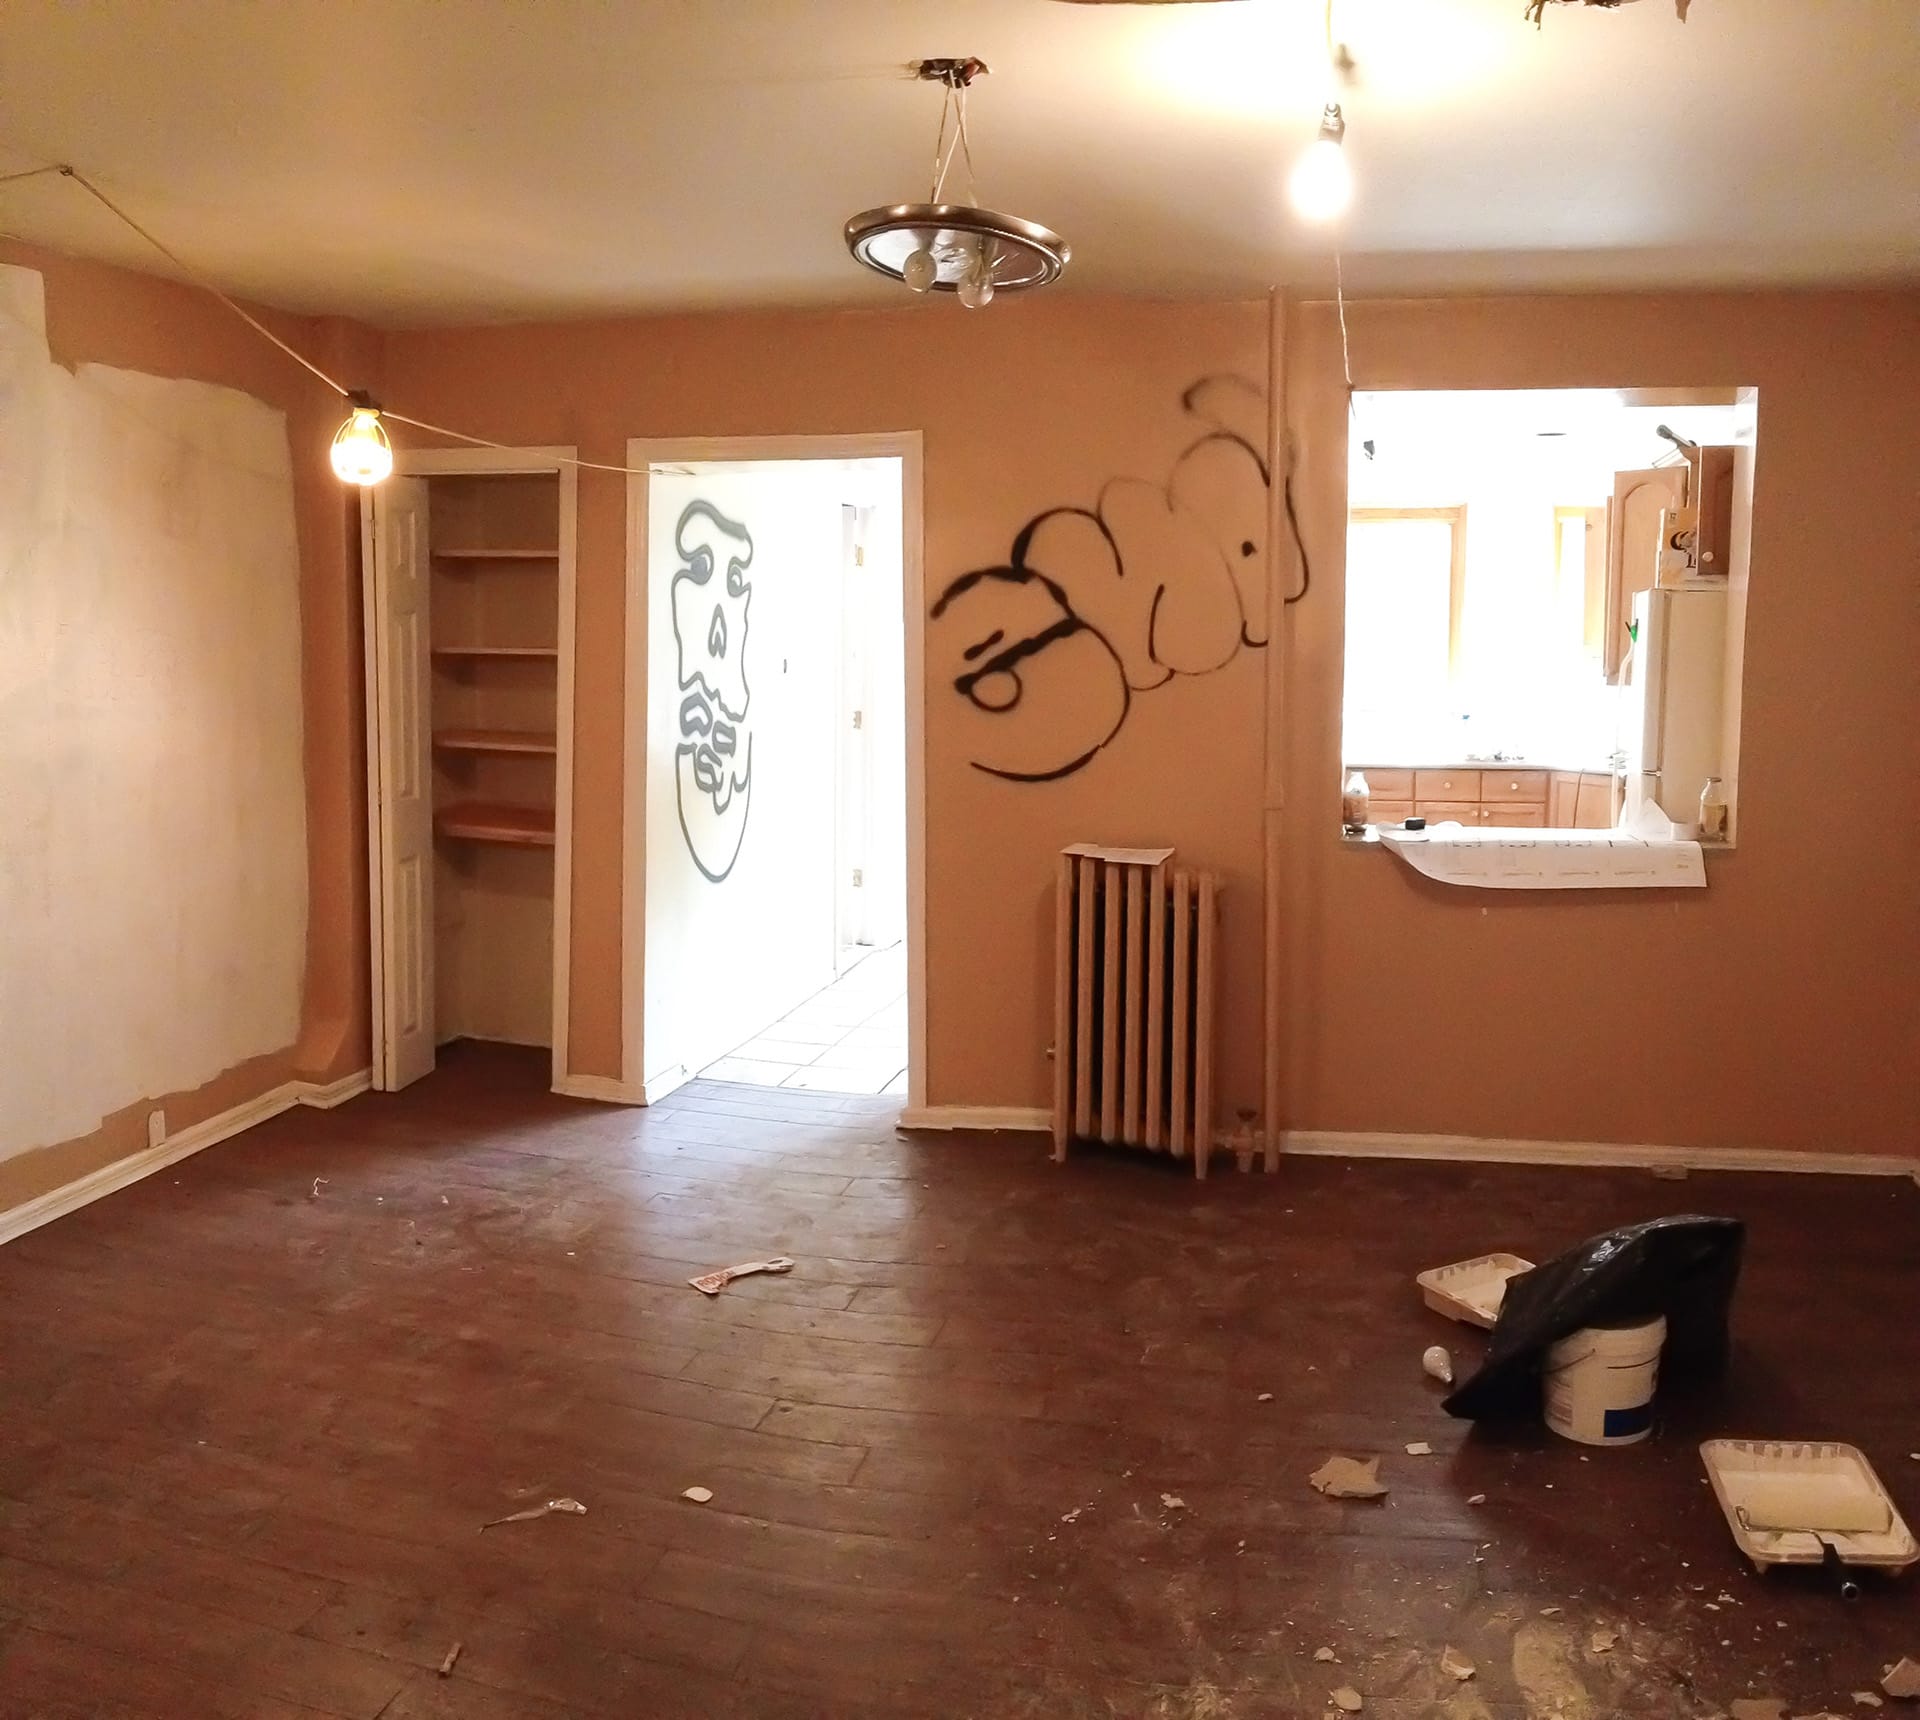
{"left": 0, "top": 241, "right": 375, "bottom": 1213}
{"left": 378, "top": 297, "right": 1275, "bottom": 1117}
{"left": 1279, "top": 289, "right": 1920, "bottom": 1155}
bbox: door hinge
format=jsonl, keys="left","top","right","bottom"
{"left": 850, "top": 709, "right": 864, "bottom": 730}
{"left": 851, "top": 868, "right": 864, "bottom": 888}
{"left": 854, "top": 544, "right": 865, "bottom": 567}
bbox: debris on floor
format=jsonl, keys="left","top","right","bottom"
{"left": 1439, "top": 1646, "right": 1475, "bottom": 1681}
{"left": 1651, "top": 1164, "right": 1691, "bottom": 1180}
{"left": 1060, "top": 1506, "right": 1085, "bottom": 1523}
{"left": 1854, "top": 1696, "right": 1885, "bottom": 1709}
{"left": 681, "top": 1486, "right": 715, "bottom": 1504}
{"left": 1882, "top": 1659, "right": 1920, "bottom": 1699}
{"left": 1160, "top": 1494, "right": 1187, "bottom": 1511}
{"left": 1404, "top": 1441, "right": 1434, "bottom": 1456}
{"left": 1330, "top": 1684, "right": 1364, "bottom": 1712}
{"left": 687, "top": 1256, "right": 797, "bottom": 1296}
{"left": 1590, "top": 1628, "right": 1619, "bottom": 1654}
{"left": 1310, "top": 1455, "right": 1389, "bottom": 1500}
{"left": 1313, "top": 1647, "right": 1338, "bottom": 1663}
{"left": 310, "top": 1178, "right": 327, "bottom": 1198}
{"left": 1728, "top": 1698, "right": 1786, "bottom": 1720}
{"left": 1257, "top": 1391, "right": 1274, "bottom": 1402}
{"left": 438, "top": 1642, "right": 462, "bottom": 1677}
{"left": 481, "top": 1496, "right": 587, "bottom": 1529}
{"left": 1421, "top": 1344, "right": 1454, "bottom": 1384}
{"left": 1467, "top": 1493, "right": 1487, "bottom": 1505}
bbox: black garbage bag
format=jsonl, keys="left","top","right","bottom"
{"left": 1443, "top": 1214, "right": 1745, "bottom": 1422}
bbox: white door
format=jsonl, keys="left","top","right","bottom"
{"left": 835, "top": 504, "right": 872, "bottom": 963}
{"left": 369, "top": 477, "right": 437, "bottom": 1088}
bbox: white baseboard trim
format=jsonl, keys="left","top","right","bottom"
{"left": 1, "top": 1068, "right": 374, "bottom": 1248}
{"left": 1281, "top": 1128, "right": 1920, "bottom": 1181}
{"left": 298, "top": 1068, "right": 372, "bottom": 1110}
{"left": 554, "top": 1073, "right": 647, "bottom": 1106}
{"left": 897, "top": 1105, "right": 1051, "bottom": 1135}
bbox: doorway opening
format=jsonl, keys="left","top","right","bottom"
{"left": 632, "top": 445, "right": 916, "bottom": 1101}
{"left": 361, "top": 448, "right": 577, "bottom": 1094}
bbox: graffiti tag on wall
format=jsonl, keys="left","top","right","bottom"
{"left": 671, "top": 500, "right": 754, "bottom": 881}
{"left": 930, "top": 374, "right": 1271, "bottom": 782}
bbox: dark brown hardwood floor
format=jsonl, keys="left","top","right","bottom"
{"left": 0, "top": 1041, "right": 1915, "bottom": 1718}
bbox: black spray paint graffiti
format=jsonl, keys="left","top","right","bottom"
{"left": 930, "top": 374, "right": 1277, "bottom": 783}
{"left": 671, "top": 499, "right": 754, "bottom": 881}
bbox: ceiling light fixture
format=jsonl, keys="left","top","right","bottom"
{"left": 1289, "top": 102, "right": 1352, "bottom": 222}
{"left": 329, "top": 393, "right": 394, "bottom": 486}
{"left": 844, "top": 57, "right": 1069, "bottom": 308}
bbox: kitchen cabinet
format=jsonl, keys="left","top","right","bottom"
{"left": 1549, "top": 770, "right": 1618, "bottom": 828}
{"left": 1350, "top": 765, "right": 1582, "bottom": 829}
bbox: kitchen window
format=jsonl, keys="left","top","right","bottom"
{"left": 1341, "top": 387, "right": 1755, "bottom": 842}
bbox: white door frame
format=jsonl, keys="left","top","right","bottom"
{"left": 361, "top": 444, "right": 580, "bottom": 1091}
{"left": 623, "top": 433, "right": 926, "bottom": 1111}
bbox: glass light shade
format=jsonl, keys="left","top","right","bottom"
{"left": 902, "top": 248, "right": 938, "bottom": 293}
{"left": 330, "top": 406, "right": 394, "bottom": 485}
{"left": 1289, "top": 107, "right": 1353, "bottom": 222}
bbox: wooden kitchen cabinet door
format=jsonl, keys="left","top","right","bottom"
{"left": 1604, "top": 465, "right": 1689, "bottom": 683}
{"left": 1574, "top": 773, "right": 1614, "bottom": 828}
{"left": 1549, "top": 771, "right": 1581, "bottom": 826}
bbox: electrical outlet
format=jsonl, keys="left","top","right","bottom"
{"left": 147, "top": 1108, "right": 166, "bottom": 1149}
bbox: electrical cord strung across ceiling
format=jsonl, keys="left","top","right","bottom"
{"left": 6, "top": 162, "right": 669, "bottom": 478}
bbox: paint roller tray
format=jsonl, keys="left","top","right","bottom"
{"left": 1416, "top": 1252, "right": 1535, "bottom": 1329}
{"left": 1700, "top": 1439, "right": 1920, "bottom": 1574}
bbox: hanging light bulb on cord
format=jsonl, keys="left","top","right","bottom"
{"left": 330, "top": 393, "right": 394, "bottom": 485}
{"left": 1289, "top": 103, "right": 1352, "bottom": 222}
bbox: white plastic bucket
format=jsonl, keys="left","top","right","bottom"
{"left": 1542, "top": 1315, "right": 1666, "bottom": 1446}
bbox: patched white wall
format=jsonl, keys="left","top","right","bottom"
{"left": 0, "top": 264, "right": 308, "bottom": 1158}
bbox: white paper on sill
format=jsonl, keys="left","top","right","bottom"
{"left": 1378, "top": 821, "right": 1705, "bottom": 890}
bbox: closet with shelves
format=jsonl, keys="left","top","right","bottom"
{"left": 426, "top": 472, "right": 561, "bottom": 1048}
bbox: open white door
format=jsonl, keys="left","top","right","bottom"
{"left": 369, "top": 477, "right": 437, "bottom": 1089}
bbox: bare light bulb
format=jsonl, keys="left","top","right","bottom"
{"left": 330, "top": 398, "right": 393, "bottom": 485}
{"left": 1288, "top": 103, "right": 1352, "bottom": 222}
{"left": 902, "top": 247, "right": 937, "bottom": 293}
{"left": 956, "top": 270, "right": 994, "bottom": 310}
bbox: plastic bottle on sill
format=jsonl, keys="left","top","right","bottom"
{"left": 1342, "top": 770, "right": 1370, "bottom": 832}
{"left": 1697, "top": 776, "right": 1728, "bottom": 842}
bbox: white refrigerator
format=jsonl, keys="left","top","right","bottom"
{"left": 1619, "top": 582, "right": 1727, "bottom": 831}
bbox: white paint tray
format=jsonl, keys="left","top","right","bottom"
{"left": 1700, "top": 1439, "right": 1920, "bottom": 1574}
{"left": 1416, "top": 1252, "right": 1534, "bottom": 1329}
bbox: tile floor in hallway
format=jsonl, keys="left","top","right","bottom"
{"left": 699, "top": 942, "right": 906, "bottom": 1095}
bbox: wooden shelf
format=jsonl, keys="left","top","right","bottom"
{"left": 430, "top": 645, "right": 559, "bottom": 660}
{"left": 432, "top": 547, "right": 560, "bottom": 562}
{"left": 435, "top": 801, "right": 556, "bottom": 847}
{"left": 433, "top": 727, "right": 557, "bottom": 756}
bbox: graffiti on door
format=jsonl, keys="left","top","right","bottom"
{"left": 671, "top": 499, "right": 754, "bottom": 881}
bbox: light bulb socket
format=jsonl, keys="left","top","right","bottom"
{"left": 345, "top": 389, "right": 381, "bottom": 415}
{"left": 1317, "top": 103, "right": 1346, "bottom": 147}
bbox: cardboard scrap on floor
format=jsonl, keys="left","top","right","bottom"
{"left": 1855, "top": 1694, "right": 1884, "bottom": 1708}
{"left": 481, "top": 1496, "right": 586, "bottom": 1529}
{"left": 1330, "top": 1686, "right": 1364, "bottom": 1713}
{"left": 1440, "top": 1646, "right": 1475, "bottom": 1681}
{"left": 1405, "top": 1441, "right": 1434, "bottom": 1457}
{"left": 1729, "top": 1701, "right": 1786, "bottom": 1720}
{"left": 1310, "top": 1455, "right": 1389, "bottom": 1500}
{"left": 687, "top": 1256, "right": 796, "bottom": 1296}
{"left": 681, "top": 1486, "right": 714, "bottom": 1504}
{"left": 438, "top": 1642, "right": 462, "bottom": 1677}
{"left": 1590, "top": 1628, "right": 1620, "bottom": 1654}
{"left": 1883, "top": 1659, "right": 1920, "bottom": 1699}
{"left": 1313, "top": 1647, "right": 1338, "bottom": 1663}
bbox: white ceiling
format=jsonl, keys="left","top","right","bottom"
{"left": 1, "top": 0, "right": 1915, "bottom": 327}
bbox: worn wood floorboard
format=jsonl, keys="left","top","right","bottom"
{"left": 0, "top": 1040, "right": 1915, "bottom": 1718}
